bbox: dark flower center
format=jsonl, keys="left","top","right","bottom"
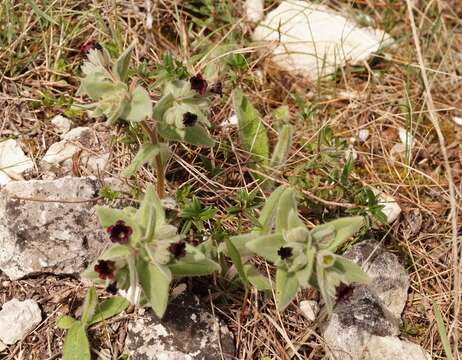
{"left": 107, "top": 220, "right": 132, "bottom": 244}
{"left": 210, "top": 82, "right": 223, "bottom": 96}
{"left": 94, "top": 260, "right": 116, "bottom": 280}
{"left": 106, "top": 282, "right": 118, "bottom": 295}
{"left": 278, "top": 246, "right": 293, "bottom": 260}
{"left": 183, "top": 112, "right": 198, "bottom": 127}
{"left": 335, "top": 282, "right": 355, "bottom": 304}
{"left": 190, "top": 74, "right": 208, "bottom": 96}
{"left": 168, "top": 241, "right": 187, "bottom": 259}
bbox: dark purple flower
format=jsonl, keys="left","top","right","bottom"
{"left": 80, "top": 41, "right": 102, "bottom": 56}
{"left": 190, "top": 74, "right": 208, "bottom": 96}
{"left": 94, "top": 260, "right": 116, "bottom": 280}
{"left": 106, "top": 282, "right": 118, "bottom": 295}
{"left": 183, "top": 112, "right": 198, "bottom": 127}
{"left": 168, "top": 241, "right": 187, "bottom": 259}
{"left": 107, "top": 220, "right": 132, "bottom": 244}
{"left": 277, "top": 246, "right": 293, "bottom": 260}
{"left": 335, "top": 282, "right": 355, "bottom": 304}
{"left": 210, "top": 82, "right": 223, "bottom": 96}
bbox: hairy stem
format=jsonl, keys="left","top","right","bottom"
{"left": 140, "top": 120, "right": 165, "bottom": 199}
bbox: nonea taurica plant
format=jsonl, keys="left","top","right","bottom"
{"left": 230, "top": 186, "right": 369, "bottom": 312}
{"left": 81, "top": 185, "right": 220, "bottom": 318}
{"left": 76, "top": 43, "right": 221, "bottom": 197}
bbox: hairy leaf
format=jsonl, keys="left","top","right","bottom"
{"left": 125, "top": 86, "right": 153, "bottom": 122}
{"left": 225, "top": 238, "right": 250, "bottom": 287}
{"left": 245, "top": 233, "right": 285, "bottom": 263}
{"left": 232, "top": 88, "right": 269, "bottom": 167}
{"left": 62, "top": 322, "right": 90, "bottom": 360}
{"left": 56, "top": 315, "right": 77, "bottom": 330}
{"left": 122, "top": 144, "right": 160, "bottom": 177}
{"left": 112, "top": 42, "right": 136, "bottom": 82}
{"left": 275, "top": 268, "right": 299, "bottom": 311}
{"left": 270, "top": 124, "right": 293, "bottom": 168}
{"left": 81, "top": 287, "right": 97, "bottom": 326}
{"left": 99, "top": 245, "right": 132, "bottom": 260}
{"left": 89, "top": 297, "right": 129, "bottom": 325}
{"left": 312, "top": 216, "right": 364, "bottom": 251}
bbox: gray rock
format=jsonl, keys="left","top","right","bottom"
{"left": 323, "top": 240, "right": 430, "bottom": 360}
{"left": 0, "top": 298, "right": 42, "bottom": 345}
{"left": 125, "top": 293, "right": 235, "bottom": 360}
{"left": 344, "top": 240, "right": 409, "bottom": 317}
{"left": 0, "top": 177, "right": 106, "bottom": 280}
{"left": 323, "top": 285, "right": 400, "bottom": 359}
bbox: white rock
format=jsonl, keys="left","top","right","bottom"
{"left": 0, "top": 340, "right": 6, "bottom": 352}
{"left": 299, "top": 300, "right": 319, "bottom": 321}
{"left": 377, "top": 192, "right": 401, "bottom": 224}
{"left": 42, "top": 127, "right": 92, "bottom": 166}
{"left": 358, "top": 129, "right": 370, "bottom": 142}
{"left": 0, "top": 139, "right": 34, "bottom": 185}
{"left": 0, "top": 177, "right": 106, "bottom": 280}
{"left": 364, "top": 336, "right": 431, "bottom": 360}
{"left": 221, "top": 114, "right": 239, "bottom": 127}
{"left": 245, "top": 0, "right": 264, "bottom": 22}
{"left": 51, "top": 115, "right": 71, "bottom": 135}
{"left": 253, "top": 1, "right": 392, "bottom": 80}
{"left": 453, "top": 116, "right": 462, "bottom": 126}
{"left": 0, "top": 299, "right": 42, "bottom": 345}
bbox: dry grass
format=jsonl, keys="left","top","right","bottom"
{"left": 0, "top": 0, "right": 461, "bottom": 359}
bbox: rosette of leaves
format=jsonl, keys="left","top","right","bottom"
{"left": 77, "top": 43, "right": 152, "bottom": 124}
{"left": 82, "top": 185, "right": 221, "bottom": 318}
{"left": 230, "top": 186, "right": 368, "bottom": 312}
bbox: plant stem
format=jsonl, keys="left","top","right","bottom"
{"left": 140, "top": 120, "right": 165, "bottom": 199}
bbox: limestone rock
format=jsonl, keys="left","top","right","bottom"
{"left": 245, "top": 0, "right": 264, "bottom": 22}
{"left": 253, "top": 1, "right": 392, "bottom": 80}
{"left": 323, "top": 241, "right": 429, "bottom": 360}
{"left": 0, "top": 298, "right": 42, "bottom": 345}
{"left": 0, "top": 139, "right": 34, "bottom": 186}
{"left": 0, "top": 177, "right": 106, "bottom": 280}
{"left": 125, "top": 293, "right": 235, "bottom": 359}
{"left": 299, "top": 300, "right": 319, "bottom": 321}
{"left": 344, "top": 240, "right": 409, "bottom": 317}
{"left": 50, "top": 115, "right": 72, "bottom": 135}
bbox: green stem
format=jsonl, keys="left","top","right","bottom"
{"left": 140, "top": 120, "right": 165, "bottom": 199}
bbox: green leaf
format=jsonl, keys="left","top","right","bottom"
{"left": 276, "top": 187, "right": 298, "bottom": 232}
{"left": 225, "top": 238, "right": 250, "bottom": 288}
{"left": 153, "top": 93, "right": 175, "bottom": 121}
{"left": 81, "top": 287, "right": 97, "bottom": 326}
{"left": 432, "top": 301, "right": 454, "bottom": 360}
{"left": 169, "top": 245, "right": 221, "bottom": 277}
{"left": 122, "top": 144, "right": 160, "bottom": 177}
{"left": 245, "top": 233, "right": 285, "bottom": 263}
{"left": 125, "top": 86, "right": 153, "bottom": 122}
{"left": 113, "top": 42, "right": 136, "bottom": 82}
{"left": 79, "top": 75, "right": 116, "bottom": 101}
{"left": 184, "top": 126, "right": 214, "bottom": 147}
{"left": 275, "top": 268, "right": 299, "bottom": 311}
{"left": 137, "top": 259, "right": 171, "bottom": 318}
{"left": 258, "top": 185, "right": 286, "bottom": 233}
{"left": 62, "top": 322, "right": 91, "bottom": 360}
{"left": 270, "top": 124, "right": 293, "bottom": 168}
{"left": 100, "top": 245, "right": 132, "bottom": 260}
{"left": 26, "top": 0, "right": 59, "bottom": 25}
{"left": 244, "top": 264, "right": 272, "bottom": 291}
{"left": 334, "top": 256, "right": 369, "bottom": 283}
{"left": 232, "top": 88, "right": 269, "bottom": 167}
{"left": 56, "top": 315, "right": 77, "bottom": 330}
{"left": 89, "top": 297, "right": 129, "bottom": 325}
{"left": 229, "top": 233, "right": 258, "bottom": 257}
{"left": 137, "top": 184, "right": 165, "bottom": 230}
{"left": 312, "top": 216, "right": 364, "bottom": 251}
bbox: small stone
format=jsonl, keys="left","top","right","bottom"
{"left": 398, "top": 127, "right": 415, "bottom": 148}
{"left": 245, "top": 0, "right": 264, "bottom": 22}
{"left": 42, "top": 127, "right": 92, "bottom": 166}
{"left": 453, "top": 116, "right": 462, "bottom": 126}
{"left": 0, "top": 177, "right": 106, "bottom": 280}
{"left": 221, "top": 114, "right": 239, "bottom": 127}
{"left": 125, "top": 293, "right": 235, "bottom": 359}
{"left": 0, "top": 299, "right": 42, "bottom": 345}
{"left": 299, "top": 300, "right": 319, "bottom": 321}
{"left": 358, "top": 129, "right": 370, "bottom": 142}
{"left": 0, "top": 139, "right": 34, "bottom": 186}
{"left": 51, "top": 115, "right": 71, "bottom": 135}
{"left": 0, "top": 340, "right": 6, "bottom": 352}
{"left": 377, "top": 193, "right": 402, "bottom": 224}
